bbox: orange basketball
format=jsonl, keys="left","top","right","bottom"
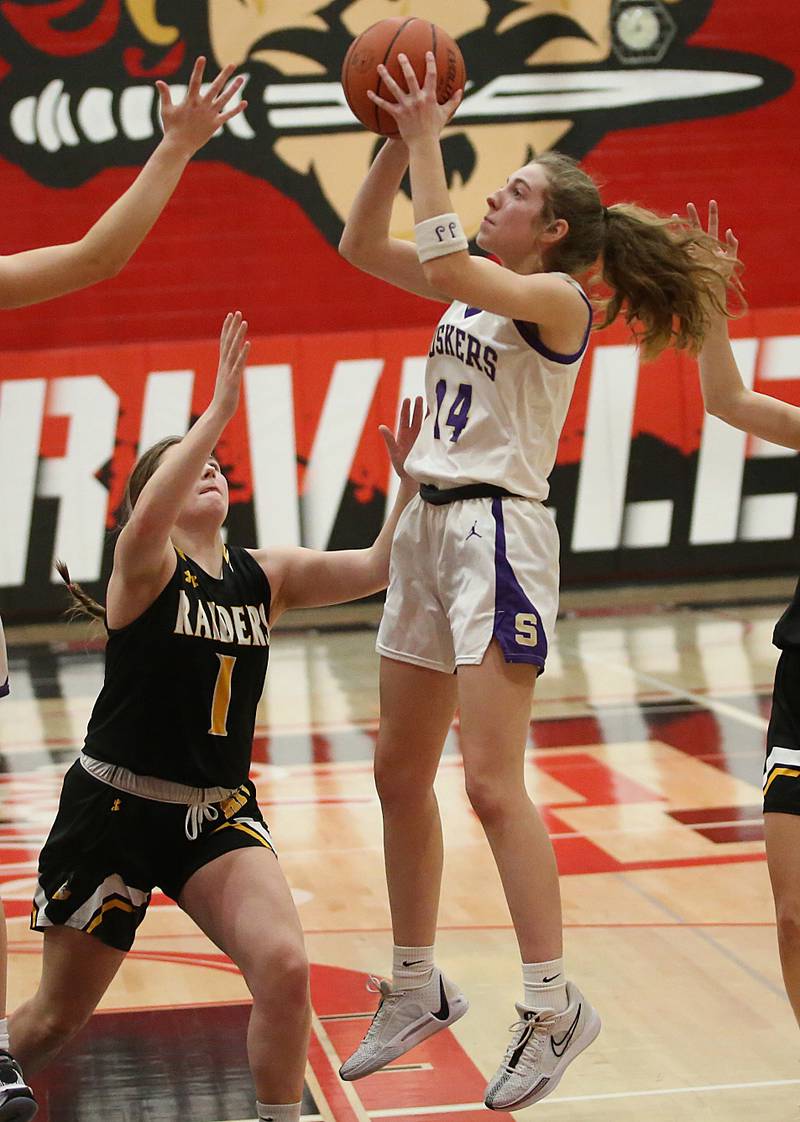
{"left": 341, "top": 17, "right": 466, "bottom": 137}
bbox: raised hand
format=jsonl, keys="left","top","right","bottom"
{"left": 379, "top": 396, "right": 424, "bottom": 480}
{"left": 368, "top": 52, "right": 462, "bottom": 143}
{"left": 157, "top": 56, "right": 247, "bottom": 158}
{"left": 212, "top": 312, "right": 250, "bottom": 422}
{"left": 685, "top": 200, "right": 741, "bottom": 293}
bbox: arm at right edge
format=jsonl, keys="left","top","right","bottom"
{"left": 699, "top": 317, "right": 800, "bottom": 451}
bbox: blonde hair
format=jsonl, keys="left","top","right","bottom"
{"left": 57, "top": 436, "right": 182, "bottom": 623}
{"left": 533, "top": 152, "right": 740, "bottom": 361}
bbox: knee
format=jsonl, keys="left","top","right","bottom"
{"left": 776, "top": 898, "right": 800, "bottom": 948}
{"left": 464, "top": 772, "right": 512, "bottom": 827}
{"left": 375, "top": 754, "right": 432, "bottom": 809}
{"left": 24, "top": 1001, "right": 91, "bottom": 1056}
{"left": 250, "top": 941, "right": 310, "bottom": 1008}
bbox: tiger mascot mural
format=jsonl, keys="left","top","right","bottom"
{"left": 0, "top": 0, "right": 791, "bottom": 243}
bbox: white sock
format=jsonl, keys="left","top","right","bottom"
{"left": 392, "top": 944, "right": 435, "bottom": 990}
{"left": 256, "top": 1102, "right": 302, "bottom": 1122}
{"left": 0, "top": 1017, "right": 8, "bottom": 1052}
{"left": 522, "top": 958, "right": 568, "bottom": 1013}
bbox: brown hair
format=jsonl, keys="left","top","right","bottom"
{"left": 58, "top": 436, "right": 182, "bottom": 623}
{"left": 533, "top": 152, "right": 740, "bottom": 361}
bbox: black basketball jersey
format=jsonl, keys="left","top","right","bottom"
{"left": 83, "top": 545, "right": 270, "bottom": 788}
{"left": 773, "top": 577, "right": 800, "bottom": 649}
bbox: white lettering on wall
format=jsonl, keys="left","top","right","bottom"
{"left": 37, "top": 376, "right": 119, "bottom": 582}
{"left": 0, "top": 379, "right": 46, "bottom": 585}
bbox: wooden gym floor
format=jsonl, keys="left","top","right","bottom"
{"left": 2, "top": 576, "right": 798, "bottom": 1121}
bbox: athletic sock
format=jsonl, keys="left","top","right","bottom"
{"left": 392, "top": 944, "right": 435, "bottom": 990}
{"left": 0, "top": 1017, "right": 8, "bottom": 1052}
{"left": 256, "top": 1101, "right": 302, "bottom": 1122}
{"left": 522, "top": 958, "right": 569, "bottom": 1012}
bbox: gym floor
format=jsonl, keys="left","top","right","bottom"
{"left": 2, "top": 576, "right": 797, "bottom": 1121}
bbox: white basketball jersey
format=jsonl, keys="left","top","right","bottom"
{"left": 405, "top": 277, "right": 591, "bottom": 501}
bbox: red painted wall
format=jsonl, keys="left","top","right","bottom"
{"left": 0, "top": 1, "right": 796, "bottom": 351}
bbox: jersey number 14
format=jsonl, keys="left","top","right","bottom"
{"left": 433, "top": 380, "right": 473, "bottom": 443}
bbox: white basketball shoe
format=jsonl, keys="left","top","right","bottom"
{"left": 484, "top": 982, "right": 600, "bottom": 1111}
{"left": 0, "top": 1051, "right": 37, "bottom": 1122}
{"left": 339, "top": 968, "right": 469, "bottom": 1081}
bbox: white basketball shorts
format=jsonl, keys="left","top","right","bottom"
{"left": 377, "top": 494, "right": 559, "bottom": 675}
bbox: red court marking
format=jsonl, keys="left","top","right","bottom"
{"left": 307, "top": 1030, "right": 364, "bottom": 1122}
{"left": 540, "top": 809, "right": 624, "bottom": 875}
{"left": 536, "top": 752, "right": 665, "bottom": 806}
{"left": 670, "top": 805, "right": 762, "bottom": 824}
{"left": 688, "top": 823, "right": 765, "bottom": 844}
{"left": 10, "top": 945, "right": 514, "bottom": 1121}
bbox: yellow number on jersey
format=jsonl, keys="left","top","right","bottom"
{"left": 209, "top": 653, "right": 236, "bottom": 736}
{"left": 514, "top": 613, "right": 539, "bottom": 648}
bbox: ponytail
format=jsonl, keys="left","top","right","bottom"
{"left": 55, "top": 559, "right": 106, "bottom": 623}
{"left": 599, "top": 204, "right": 734, "bottom": 360}
{"left": 533, "top": 152, "right": 742, "bottom": 362}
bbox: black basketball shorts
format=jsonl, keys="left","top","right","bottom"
{"left": 31, "top": 760, "right": 276, "bottom": 951}
{"left": 763, "top": 648, "right": 800, "bottom": 816}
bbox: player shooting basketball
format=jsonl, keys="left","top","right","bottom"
{"left": 337, "top": 43, "right": 742, "bottom": 1109}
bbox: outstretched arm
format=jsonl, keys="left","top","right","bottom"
{"left": 112, "top": 312, "right": 250, "bottom": 595}
{"left": 338, "top": 138, "right": 448, "bottom": 302}
{"left": 691, "top": 202, "right": 800, "bottom": 451}
{"left": 255, "top": 396, "right": 424, "bottom": 623}
{"left": 0, "top": 57, "right": 246, "bottom": 309}
{"left": 370, "top": 54, "right": 586, "bottom": 331}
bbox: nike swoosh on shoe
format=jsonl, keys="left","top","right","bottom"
{"left": 550, "top": 1005, "right": 582, "bottom": 1057}
{"left": 432, "top": 976, "right": 450, "bottom": 1021}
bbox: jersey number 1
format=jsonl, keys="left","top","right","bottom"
{"left": 209, "top": 653, "right": 236, "bottom": 736}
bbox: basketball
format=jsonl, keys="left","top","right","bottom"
{"left": 341, "top": 17, "right": 466, "bottom": 137}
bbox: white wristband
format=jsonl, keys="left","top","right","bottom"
{"left": 415, "top": 213, "right": 469, "bottom": 263}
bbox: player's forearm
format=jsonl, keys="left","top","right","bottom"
{"left": 339, "top": 139, "right": 409, "bottom": 259}
{"left": 0, "top": 137, "right": 192, "bottom": 309}
{"left": 78, "top": 136, "right": 192, "bottom": 278}
{"left": 698, "top": 317, "right": 749, "bottom": 418}
{"left": 699, "top": 318, "right": 800, "bottom": 449}
{"left": 129, "top": 406, "right": 228, "bottom": 538}
{"left": 407, "top": 134, "right": 452, "bottom": 226}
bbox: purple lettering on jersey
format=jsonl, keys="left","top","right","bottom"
{"left": 465, "top": 334, "right": 483, "bottom": 371}
{"left": 490, "top": 498, "right": 547, "bottom": 669}
{"left": 433, "top": 378, "right": 448, "bottom": 440}
{"left": 455, "top": 327, "right": 466, "bottom": 360}
{"left": 443, "top": 324, "right": 455, "bottom": 355}
{"left": 445, "top": 384, "right": 472, "bottom": 442}
{"left": 483, "top": 347, "right": 498, "bottom": 381}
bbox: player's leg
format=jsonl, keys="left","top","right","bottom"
{"left": 178, "top": 845, "right": 309, "bottom": 1121}
{"left": 457, "top": 641, "right": 600, "bottom": 1110}
{"left": 457, "top": 641, "right": 561, "bottom": 960}
{"left": 10, "top": 926, "right": 126, "bottom": 1073}
{"left": 376, "top": 657, "right": 458, "bottom": 948}
{"left": 339, "top": 656, "right": 467, "bottom": 1080}
{"left": 762, "top": 647, "right": 800, "bottom": 1026}
{"left": 764, "top": 813, "right": 800, "bottom": 1025}
{"left": 12, "top": 761, "right": 146, "bottom": 1085}
{"left": 0, "top": 893, "right": 37, "bottom": 1122}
